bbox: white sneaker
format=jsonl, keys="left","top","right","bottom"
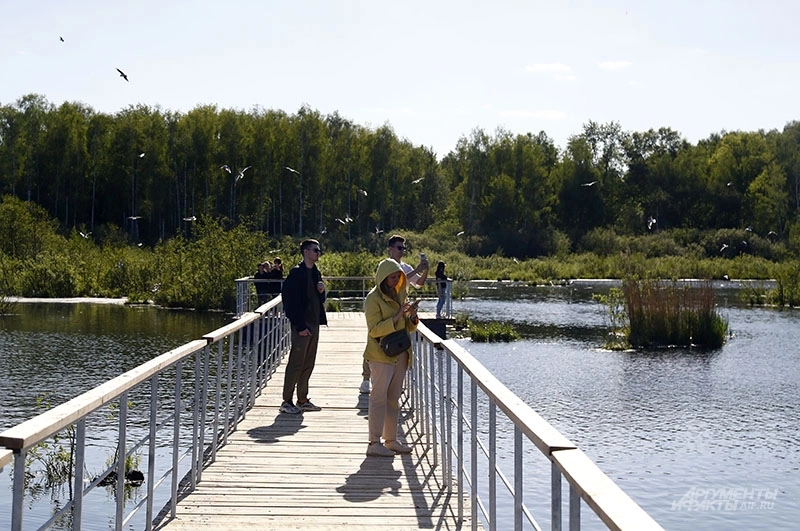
{"left": 359, "top": 379, "right": 371, "bottom": 394}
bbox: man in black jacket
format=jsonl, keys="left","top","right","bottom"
{"left": 279, "top": 239, "right": 327, "bottom": 414}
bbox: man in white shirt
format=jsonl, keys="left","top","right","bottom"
{"left": 360, "top": 234, "right": 429, "bottom": 394}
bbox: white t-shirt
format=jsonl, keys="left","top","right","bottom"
{"left": 399, "top": 261, "right": 422, "bottom": 288}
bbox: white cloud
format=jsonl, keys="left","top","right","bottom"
{"left": 525, "top": 63, "right": 576, "bottom": 81}
{"left": 598, "top": 61, "right": 633, "bottom": 72}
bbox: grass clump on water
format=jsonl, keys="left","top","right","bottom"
{"left": 622, "top": 279, "right": 728, "bottom": 349}
{"left": 469, "top": 321, "right": 520, "bottom": 342}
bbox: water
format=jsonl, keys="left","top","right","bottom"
{"left": 438, "top": 280, "right": 800, "bottom": 530}
{"left": 3, "top": 285, "right": 799, "bottom": 530}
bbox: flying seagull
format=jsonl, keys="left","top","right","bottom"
{"left": 138, "top": 152, "right": 145, "bottom": 158}
{"left": 79, "top": 231, "right": 91, "bottom": 239}
{"left": 411, "top": 177, "right": 424, "bottom": 184}
{"left": 720, "top": 243, "right": 729, "bottom": 253}
{"left": 59, "top": 36, "right": 64, "bottom": 42}
{"left": 647, "top": 216, "right": 657, "bottom": 230}
{"left": 285, "top": 166, "right": 300, "bottom": 175}
{"left": 116, "top": 68, "right": 129, "bottom": 82}
{"left": 235, "top": 166, "right": 252, "bottom": 184}
{"left": 335, "top": 218, "right": 345, "bottom": 224}
{"left": 456, "top": 231, "right": 465, "bottom": 237}
{"left": 581, "top": 181, "right": 598, "bottom": 187}
{"left": 358, "top": 189, "right": 368, "bottom": 196}
{"left": 128, "top": 215, "right": 142, "bottom": 220}
{"left": 183, "top": 215, "right": 196, "bottom": 222}
{"left": 220, "top": 164, "right": 231, "bottom": 173}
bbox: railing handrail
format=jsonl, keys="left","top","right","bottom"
{"left": 0, "top": 339, "right": 209, "bottom": 451}
{"left": 1, "top": 295, "right": 290, "bottom": 531}
{"left": 410, "top": 322, "right": 664, "bottom": 530}
{"left": 235, "top": 275, "right": 454, "bottom": 317}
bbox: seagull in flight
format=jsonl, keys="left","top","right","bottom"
{"left": 116, "top": 68, "right": 129, "bottom": 82}
{"left": 138, "top": 152, "right": 145, "bottom": 158}
{"left": 335, "top": 218, "right": 345, "bottom": 225}
{"left": 720, "top": 243, "right": 729, "bottom": 253}
{"left": 456, "top": 231, "right": 465, "bottom": 237}
{"left": 183, "top": 215, "right": 196, "bottom": 222}
{"left": 79, "top": 231, "right": 91, "bottom": 239}
{"left": 375, "top": 226, "right": 383, "bottom": 234}
{"left": 235, "top": 166, "right": 251, "bottom": 184}
{"left": 358, "top": 189, "right": 368, "bottom": 196}
{"left": 581, "top": 181, "right": 598, "bottom": 187}
{"left": 59, "top": 36, "right": 64, "bottom": 42}
{"left": 220, "top": 165, "right": 231, "bottom": 173}
{"left": 647, "top": 216, "right": 657, "bottom": 230}
{"left": 411, "top": 177, "right": 424, "bottom": 184}
{"left": 128, "top": 215, "right": 142, "bottom": 220}
{"left": 285, "top": 166, "right": 300, "bottom": 175}
{"left": 344, "top": 215, "right": 353, "bottom": 223}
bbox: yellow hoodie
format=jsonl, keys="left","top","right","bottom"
{"left": 363, "top": 258, "right": 418, "bottom": 365}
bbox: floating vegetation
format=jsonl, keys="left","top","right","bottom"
{"left": 469, "top": 320, "right": 520, "bottom": 342}
{"left": 622, "top": 279, "right": 728, "bottom": 349}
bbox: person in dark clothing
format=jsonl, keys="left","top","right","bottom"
{"left": 254, "top": 261, "right": 271, "bottom": 306}
{"left": 266, "top": 257, "right": 284, "bottom": 295}
{"left": 279, "top": 239, "right": 327, "bottom": 414}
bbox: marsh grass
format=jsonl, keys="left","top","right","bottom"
{"left": 469, "top": 320, "right": 521, "bottom": 342}
{"left": 623, "top": 279, "right": 728, "bottom": 349}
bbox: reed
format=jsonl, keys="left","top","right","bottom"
{"left": 622, "top": 279, "right": 728, "bottom": 348}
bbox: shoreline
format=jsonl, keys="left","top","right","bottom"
{"left": 6, "top": 296, "right": 129, "bottom": 305}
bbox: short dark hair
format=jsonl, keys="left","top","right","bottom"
{"left": 387, "top": 234, "right": 405, "bottom": 248}
{"left": 300, "top": 239, "right": 320, "bottom": 252}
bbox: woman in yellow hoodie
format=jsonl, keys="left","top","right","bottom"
{"left": 364, "top": 258, "right": 419, "bottom": 457}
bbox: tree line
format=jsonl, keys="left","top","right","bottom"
{"left": 1, "top": 93, "right": 799, "bottom": 260}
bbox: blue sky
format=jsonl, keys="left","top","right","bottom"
{"left": 3, "top": 0, "right": 799, "bottom": 157}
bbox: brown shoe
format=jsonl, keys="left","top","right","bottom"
{"left": 385, "top": 440, "right": 412, "bottom": 454}
{"left": 366, "top": 442, "right": 395, "bottom": 457}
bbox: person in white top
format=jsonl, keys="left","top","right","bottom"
{"left": 360, "top": 234, "right": 429, "bottom": 394}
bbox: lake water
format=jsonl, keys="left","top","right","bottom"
{"left": 2, "top": 283, "right": 799, "bottom": 530}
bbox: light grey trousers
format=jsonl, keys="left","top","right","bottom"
{"left": 367, "top": 353, "right": 409, "bottom": 442}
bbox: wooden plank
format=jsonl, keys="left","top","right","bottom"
{"left": 156, "top": 312, "right": 479, "bottom": 530}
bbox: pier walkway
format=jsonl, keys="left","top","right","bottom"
{"left": 157, "top": 312, "right": 475, "bottom": 530}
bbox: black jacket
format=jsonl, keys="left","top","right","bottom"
{"left": 281, "top": 261, "right": 327, "bottom": 331}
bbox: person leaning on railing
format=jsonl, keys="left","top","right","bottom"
{"left": 363, "top": 258, "right": 418, "bottom": 457}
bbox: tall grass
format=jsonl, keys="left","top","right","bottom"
{"left": 623, "top": 279, "right": 728, "bottom": 349}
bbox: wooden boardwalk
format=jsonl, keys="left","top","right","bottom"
{"left": 157, "top": 312, "right": 477, "bottom": 530}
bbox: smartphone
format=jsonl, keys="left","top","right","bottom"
{"left": 420, "top": 253, "right": 427, "bottom": 261}
{"left": 410, "top": 299, "right": 420, "bottom": 309}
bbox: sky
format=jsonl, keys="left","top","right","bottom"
{"left": 3, "top": 0, "right": 800, "bottom": 158}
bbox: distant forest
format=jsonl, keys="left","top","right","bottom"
{"left": 1, "top": 93, "right": 799, "bottom": 259}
